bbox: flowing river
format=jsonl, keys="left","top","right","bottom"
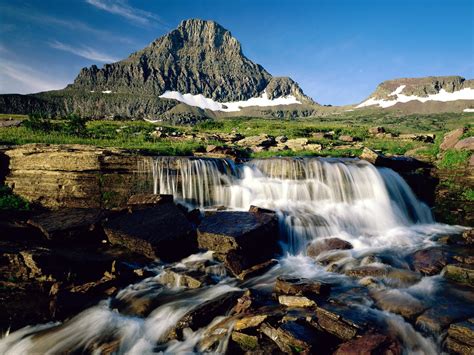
{"left": 0, "top": 157, "right": 469, "bottom": 354}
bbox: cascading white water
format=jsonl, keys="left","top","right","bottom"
{"left": 149, "top": 157, "right": 434, "bottom": 254}
{"left": 0, "top": 157, "right": 467, "bottom": 354}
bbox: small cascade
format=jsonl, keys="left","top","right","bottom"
{"left": 148, "top": 157, "right": 434, "bottom": 254}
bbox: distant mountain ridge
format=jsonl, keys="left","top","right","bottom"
{"left": 357, "top": 76, "right": 474, "bottom": 111}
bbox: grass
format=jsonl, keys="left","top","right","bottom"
{"left": 0, "top": 112, "right": 472, "bottom": 161}
{"left": 0, "top": 185, "right": 30, "bottom": 211}
{"left": 463, "top": 188, "right": 474, "bottom": 201}
{"left": 437, "top": 149, "right": 471, "bottom": 169}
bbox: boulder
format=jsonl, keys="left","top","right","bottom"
{"left": 339, "top": 135, "right": 357, "bottom": 142}
{"left": 334, "top": 333, "right": 401, "bottom": 355}
{"left": 462, "top": 229, "right": 474, "bottom": 244}
{"left": 278, "top": 295, "right": 316, "bottom": 308}
{"left": 274, "top": 276, "right": 331, "bottom": 297}
{"left": 197, "top": 211, "right": 279, "bottom": 276}
{"left": 167, "top": 290, "right": 243, "bottom": 340}
{"left": 307, "top": 238, "right": 353, "bottom": 258}
{"left": 260, "top": 321, "right": 326, "bottom": 354}
{"left": 371, "top": 289, "right": 427, "bottom": 321}
{"left": 446, "top": 319, "right": 474, "bottom": 355}
{"left": 103, "top": 202, "right": 196, "bottom": 261}
{"left": 416, "top": 303, "right": 473, "bottom": 334}
{"left": 235, "top": 314, "right": 268, "bottom": 331}
{"left": 360, "top": 147, "right": 384, "bottom": 165}
{"left": 443, "top": 264, "right": 474, "bottom": 287}
{"left": 369, "top": 126, "right": 386, "bottom": 135}
{"left": 236, "top": 135, "right": 276, "bottom": 149}
{"left": 231, "top": 331, "right": 259, "bottom": 352}
{"left": 313, "top": 305, "right": 365, "bottom": 340}
{"left": 27, "top": 208, "right": 106, "bottom": 242}
{"left": 440, "top": 128, "right": 466, "bottom": 150}
{"left": 411, "top": 248, "right": 448, "bottom": 275}
{"left": 398, "top": 133, "right": 435, "bottom": 143}
{"left": 285, "top": 138, "right": 308, "bottom": 151}
{"left": 345, "top": 266, "right": 388, "bottom": 278}
{"left": 454, "top": 137, "right": 474, "bottom": 151}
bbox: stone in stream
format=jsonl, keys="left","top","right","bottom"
{"left": 234, "top": 314, "right": 268, "bottom": 331}
{"left": 370, "top": 289, "right": 428, "bottom": 321}
{"left": 274, "top": 276, "right": 331, "bottom": 297}
{"left": 230, "top": 331, "right": 259, "bottom": 352}
{"left": 345, "top": 266, "right": 389, "bottom": 278}
{"left": 27, "top": 208, "right": 107, "bottom": 243}
{"left": 167, "top": 290, "right": 243, "bottom": 340}
{"left": 306, "top": 237, "right": 353, "bottom": 258}
{"left": 310, "top": 303, "right": 372, "bottom": 341}
{"left": 260, "top": 321, "right": 332, "bottom": 354}
{"left": 445, "top": 319, "right": 474, "bottom": 355}
{"left": 278, "top": 295, "right": 316, "bottom": 308}
{"left": 410, "top": 247, "right": 449, "bottom": 275}
{"left": 461, "top": 229, "right": 474, "bottom": 245}
{"left": 334, "top": 333, "right": 401, "bottom": 355}
{"left": 443, "top": 264, "right": 474, "bottom": 287}
{"left": 103, "top": 202, "right": 197, "bottom": 261}
{"left": 416, "top": 303, "right": 474, "bottom": 335}
{"left": 197, "top": 210, "right": 279, "bottom": 277}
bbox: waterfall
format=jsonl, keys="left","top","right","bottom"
{"left": 148, "top": 157, "right": 434, "bottom": 254}
{"left": 1, "top": 157, "right": 465, "bottom": 354}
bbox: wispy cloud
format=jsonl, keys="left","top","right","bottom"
{"left": 0, "top": 60, "right": 68, "bottom": 94}
{"left": 85, "top": 0, "right": 168, "bottom": 28}
{"left": 0, "top": 4, "right": 135, "bottom": 44}
{"left": 49, "top": 40, "right": 119, "bottom": 63}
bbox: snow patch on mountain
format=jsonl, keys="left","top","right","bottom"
{"left": 357, "top": 86, "right": 474, "bottom": 109}
{"left": 159, "top": 91, "right": 301, "bottom": 112}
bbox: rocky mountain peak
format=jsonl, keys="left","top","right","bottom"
{"left": 67, "top": 19, "right": 312, "bottom": 104}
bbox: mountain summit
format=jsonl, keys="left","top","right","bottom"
{"left": 69, "top": 19, "right": 312, "bottom": 104}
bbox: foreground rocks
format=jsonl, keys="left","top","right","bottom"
{"left": 104, "top": 201, "right": 196, "bottom": 261}
{"left": 197, "top": 208, "right": 279, "bottom": 277}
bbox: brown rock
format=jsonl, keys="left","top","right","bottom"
{"left": 440, "top": 128, "right": 467, "bottom": 150}
{"left": 274, "top": 276, "right": 331, "bottom": 297}
{"left": 234, "top": 314, "right": 268, "bottom": 330}
{"left": 448, "top": 319, "right": 474, "bottom": 347}
{"left": 27, "top": 208, "right": 106, "bottom": 242}
{"left": 411, "top": 248, "right": 448, "bottom": 275}
{"left": 231, "top": 331, "right": 259, "bottom": 351}
{"left": 197, "top": 211, "right": 279, "bottom": 276}
{"left": 443, "top": 264, "right": 474, "bottom": 287}
{"left": 334, "top": 333, "right": 401, "bottom": 355}
{"left": 339, "top": 135, "right": 356, "bottom": 142}
{"left": 104, "top": 202, "right": 196, "bottom": 261}
{"left": 307, "top": 238, "right": 353, "bottom": 258}
{"left": 371, "top": 289, "right": 427, "bottom": 321}
{"left": 278, "top": 295, "right": 316, "bottom": 308}
{"left": 454, "top": 137, "right": 474, "bottom": 151}
{"left": 369, "top": 126, "right": 386, "bottom": 135}
{"left": 345, "top": 266, "right": 388, "bottom": 278}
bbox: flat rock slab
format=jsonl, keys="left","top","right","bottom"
{"left": 104, "top": 202, "right": 196, "bottom": 261}
{"left": 411, "top": 248, "right": 448, "bottom": 275}
{"left": 197, "top": 211, "right": 279, "bottom": 275}
{"left": 334, "top": 333, "right": 401, "bottom": 355}
{"left": 443, "top": 264, "right": 474, "bottom": 287}
{"left": 127, "top": 193, "right": 173, "bottom": 207}
{"left": 27, "top": 208, "right": 105, "bottom": 240}
{"left": 274, "top": 276, "right": 331, "bottom": 297}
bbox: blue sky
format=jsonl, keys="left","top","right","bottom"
{"left": 0, "top": 0, "right": 473, "bottom": 105}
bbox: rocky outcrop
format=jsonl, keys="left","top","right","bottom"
{"left": 368, "top": 76, "right": 474, "bottom": 100}
{"left": 103, "top": 201, "right": 196, "bottom": 261}
{"left": 4, "top": 144, "right": 149, "bottom": 209}
{"left": 197, "top": 209, "right": 279, "bottom": 277}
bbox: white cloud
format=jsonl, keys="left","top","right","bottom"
{"left": 49, "top": 40, "right": 119, "bottom": 63}
{"left": 0, "top": 60, "right": 68, "bottom": 94}
{"left": 85, "top": 0, "right": 167, "bottom": 27}
{"left": 0, "top": 4, "right": 134, "bottom": 44}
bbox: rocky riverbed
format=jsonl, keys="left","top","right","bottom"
{"left": 0, "top": 145, "right": 473, "bottom": 354}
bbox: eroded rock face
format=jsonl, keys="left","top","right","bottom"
{"left": 446, "top": 319, "right": 474, "bottom": 355}
{"left": 411, "top": 248, "right": 448, "bottom": 275}
{"left": 197, "top": 210, "right": 279, "bottom": 276}
{"left": 5, "top": 144, "right": 148, "bottom": 209}
{"left": 103, "top": 202, "right": 196, "bottom": 261}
